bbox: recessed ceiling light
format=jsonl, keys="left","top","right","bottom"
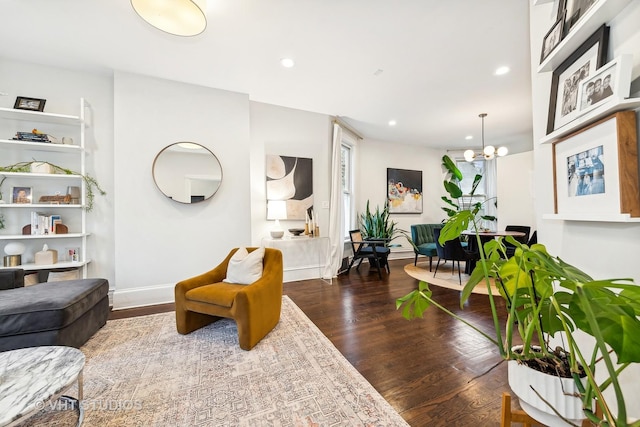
{"left": 465, "top": 135, "right": 473, "bottom": 140}
{"left": 495, "top": 66, "right": 510, "bottom": 75}
{"left": 388, "top": 120, "right": 397, "bottom": 126}
{"left": 280, "top": 58, "right": 295, "bottom": 68}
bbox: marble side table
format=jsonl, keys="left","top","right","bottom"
{"left": 0, "top": 346, "right": 85, "bottom": 427}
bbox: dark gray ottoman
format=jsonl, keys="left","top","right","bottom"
{"left": 0, "top": 278, "right": 109, "bottom": 352}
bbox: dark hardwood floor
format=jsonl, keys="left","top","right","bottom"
{"left": 109, "top": 258, "right": 514, "bottom": 426}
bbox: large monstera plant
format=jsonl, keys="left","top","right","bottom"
{"left": 397, "top": 155, "right": 640, "bottom": 426}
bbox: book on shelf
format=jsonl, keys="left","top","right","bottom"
{"left": 30, "top": 212, "right": 62, "bottom": 235}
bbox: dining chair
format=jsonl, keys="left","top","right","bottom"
{"left": 433, "top": 227, "right": 478, "bottom": 284}
{"left": 504, "top": 225, "right": 531, "bottom": 258}
{"left": 347, "top": 229, "right": 390, "bottom": 279}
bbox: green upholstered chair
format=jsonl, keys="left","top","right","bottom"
{"left": 410, "top": 224, "right": 441, "bottom": 271}
{"left": 175, "top": 247, "right": 283, "bottom": 351}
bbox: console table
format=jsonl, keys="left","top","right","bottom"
{"left": 262, "top": 236, "right": 332, "bottom": 283}
{"left": 0, "top": 346, "right": 85, "bottom": 426}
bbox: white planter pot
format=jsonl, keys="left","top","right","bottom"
{"left": 508, "top": 357, "right": 586, "bottom": 427}
{"left": 30, "top": 162, "right": 54, "bottom": 174}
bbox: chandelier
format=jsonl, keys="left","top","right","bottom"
{"left": 464, "top": 113, "right": 508, "bottom": 162}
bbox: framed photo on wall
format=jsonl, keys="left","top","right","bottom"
{"left": 575, "top": 55, "right": 633, "bottom": 115}
{"left": 387, "top": 168, "right": 422, "bottom": 214}
{"left": 558, "top": 0, "right": 598, "bottom": 38}
{"left": 552, "top": 111, "right": 640, "bottom": 218}
{"left": 546, "top": 24, "right": 609, "bottom": 135}
{"left": 540, "top": 14, "right": 564, "bottom": 64}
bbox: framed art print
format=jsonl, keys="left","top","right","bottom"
{"left": 387, "top": 168, "right": 423, "bottom": 213}
{"left": 553, "top": 111, "right": 640, "bottom": 218}
{"left": 266, "top": 154, "right": 313, "bottom": 220}
{"left": 546, "top": 25, "right": 609, "bottom": 135}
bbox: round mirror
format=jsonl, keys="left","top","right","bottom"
{"left": 152, "top": 142, "right": 223, "bottom": 204}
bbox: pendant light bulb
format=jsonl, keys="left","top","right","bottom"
{"left": 483, "top": 145, "right": 495, "bottom": 156}
{"left": 464, "top": 149, "right": 476, "bottom": 162}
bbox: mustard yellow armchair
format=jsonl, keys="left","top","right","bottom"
{"left": 175, "top": 247, "right": 283, "bottom": 350}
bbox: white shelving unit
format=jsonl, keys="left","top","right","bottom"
{"left": 0, "top": 99, "right": 91, "bottom": 276}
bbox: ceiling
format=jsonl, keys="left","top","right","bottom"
{"left": 0, "top": 0, "right": 533, "bottom": 154}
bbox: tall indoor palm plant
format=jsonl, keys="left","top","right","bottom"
{"left": 397, "top": 155, "right": 640, "bottom": 426}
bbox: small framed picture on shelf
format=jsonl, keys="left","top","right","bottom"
{"left": 66, "top": 247, "right": 80, "bottom": 262}
{"left": 540, "top": 14, "right": 564, "bottom": 64}
{"left": 575, "top": 55, "right": 633, "bottom": 116}
{"left": 13, "top": 96, "right": 46, "bottom": 112}
{"left": 11, "top": 186, "right": 33, "bottom": 204}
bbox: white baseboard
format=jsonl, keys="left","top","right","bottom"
{"left": 112, "top": 283, "right": 175, "bottom": 310}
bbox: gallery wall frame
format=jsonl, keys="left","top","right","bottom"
{"left": 552, "top": 110, "right": 640, "bottom": 218}
{"left": 546, "top": 24, "right": 609, "bottom": 135}
{"left": 558, "top": 0, "right": 598, "bottom": 38}
{"left": 575, "top": 54, "right": 633, "bottom": 116}
{"left": 386, "top": 168, "right": 423, "bottom": 214}
{"left": 541, "top": 13, "right": 565, "bottom": 64}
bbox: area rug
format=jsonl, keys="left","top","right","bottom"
{"left": 19, "top": 296, "right": 408, "bottom": 426}
{"left": 404, "top": 262, "right": 500, "bottom": 295}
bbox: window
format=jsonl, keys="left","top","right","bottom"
{"left": 456, "top": 159, "right": 488, "bottom": 217}
{"left": 456, "top": 159, "right": 486, "bottom": 195}
{"left": 341, "top": 142, "right": 354, "bottom": 240}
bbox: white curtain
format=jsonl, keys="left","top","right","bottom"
{"left": 328, "top": 123, "right": 344, "bottom": 277}
{"left": 484, "top": 159, "right": 498, "bottom": 230}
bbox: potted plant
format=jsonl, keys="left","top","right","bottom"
{"left": 0, "top": 160, "right": 105, "bottom": 211}
{"left": 397, "top": 155, "right": 640, "bottom": 426}
{"left": 358, "top": 199, "right": 408, "bottom": 244}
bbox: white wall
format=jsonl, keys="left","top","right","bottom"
{"left": 356, "top": 138, "right": 445, "bottom": 257}
{"left": 249, "top": 102, "right": 333, "bottom": 246}
{"left": 496, "top": 151, "right": 535, "bottom": 231}
{"left": 529, "top": 1, "right": 640, "bottom": 419}
{"left": 112, "top": 71, "right": 252, "bottom": 308}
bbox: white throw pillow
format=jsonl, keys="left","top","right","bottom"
{"left": 223, "top": 247, "right": 265, "bottom": 285}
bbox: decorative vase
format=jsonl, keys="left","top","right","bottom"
{"left": 508, "top": 347, "right": 586, "bottom": 427}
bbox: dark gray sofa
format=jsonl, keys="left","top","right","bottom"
{"left": 0, "top": 269, "right": 109, "bottom": 351}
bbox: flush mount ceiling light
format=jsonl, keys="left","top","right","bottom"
{"left": 131, "top": 0, "right": 207, "bottom": 37}
{"left": 463, "top": 113, "right": 508, "bottom": 162}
